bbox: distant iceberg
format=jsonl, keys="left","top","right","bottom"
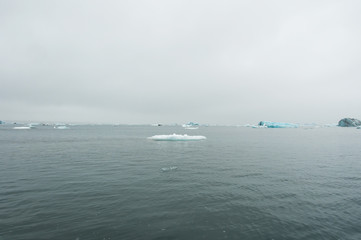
{"left": 182, "top": 122, "right": 199, "bottom": 128}
{"left": 338, "top": 118, "right": 361, "bottom": 127}
{"left": 54, "top": 125, "right": 69, "bottom": 129}
{"left": 252, "top": 124, "right": 267, "bottom": 128}
{"left": 259, "top": 121, "right": 298, "bottom": 128}
{"left": 13, "top": 124, "right": 36, "bottom": 130}
{"left": 13, "top": 126, "right": 34, "bottom": 130}
{"left": 184, "top": 126, "right": 199, "bottom": 130}
{"left": 148, "top": 133, "right": 206, "bottom": 141}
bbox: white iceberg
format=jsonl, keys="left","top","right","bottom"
{"left": 13, "top": 126, "right": 33, "bottom": 130}
{"left": 148, "top": 133, "right": 206, "bottom": 141}
{"left": 13, "top": 124, "right": 36, "bottom": 130}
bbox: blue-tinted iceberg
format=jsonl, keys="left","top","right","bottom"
{"left": 259, "top": 121, "right": 298, "bottom": 128}
{"left": 182, "top": 122, "right": 199, "bottom": 129}
{"left": 338, "top": 118, "right": 361, "bottom": 127}
{"left": 148, "top": 133, "right": 206, "bottom": 141}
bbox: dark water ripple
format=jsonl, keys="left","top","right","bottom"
{"left": 1, "top": 125, "right": 361, "bottom": 239}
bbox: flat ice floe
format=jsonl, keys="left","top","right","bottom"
{"left": 148, "top": 133, "right": 206, "bottom": 141}
{"left": 54, "top": 125, "right": 69, "bottom": 129}
{"left": 13, "top": 126, "right": 33, "bottom": 130}
{"left": 13, "top": 125, "right": 35, "bottom": 130}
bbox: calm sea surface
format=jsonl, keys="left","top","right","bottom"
{"left": 1, "top": 125, "right": 361, "bottom": 240}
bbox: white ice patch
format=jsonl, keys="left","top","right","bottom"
{"left": 161, "top": 166, "right": 178, "bottom": 172}
{"left": 13, "top": 126, "right": 32, "bottom": 130}
{"left": 148, "top": 133, "right": 206, "bottom": 141}
{"left": 54, "top": 125, "right": 69, "bottom": 129}
{"left": 13, "top": 124, "right": 35, "bottom": 130}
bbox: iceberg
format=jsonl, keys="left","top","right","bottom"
{"left": 338, "top": 118, "right": 361, "bottom": 127}
{"left": 13, "top": 126, "right": 34, "bottom": 130}
{"left": 182, "top": 122, "right": 199, "bottom": 128}
{"left": 13, "top": 124, "right": 36, "bottom": 130}
{"left": 252, "top": 124, "right": 267, "bottom": 128}
{"left": 258, "top": 121, "right": 298, "bottom": 128}
{"left": 148, "top": 133, "right": 206, "bottom": 141}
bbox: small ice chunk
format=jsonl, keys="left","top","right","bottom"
{"left": 13, "top": 126, "right": 33, "bottom": 130}
{"left": 182, "top": 122, "right": 199, "bottom": 128}
{"left": 161, "top": 166, "right": 178, "bottom": 172}
{"left": 54, "top": 125, "right": 69, "bottom": 129}
{"left": 148, "top": 133, "right": 206, "bottom": 141}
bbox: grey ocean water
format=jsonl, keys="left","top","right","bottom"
{"left": 1, "top": 125, "right": 361, "bottom": 240}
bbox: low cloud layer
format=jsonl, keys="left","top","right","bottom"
{"left": 1, "top": 0, "right": 361, "bottom": 124}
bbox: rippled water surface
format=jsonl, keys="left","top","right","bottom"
{"left": 1, "top": 125, "right": 361, "bottom": 240}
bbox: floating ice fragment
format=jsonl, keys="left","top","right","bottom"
{"left": 161, "top": 166, "right": 178, "bottom": 172}
{"left": 259, "top": 121, "right": 298, "bottom": 128}
{"left": 148, "top": 133, "right": 206, "bottom": 141}
{"left": 252, "top": 124, "right": 267, "bottom": 128}
{"left": 184, "top": 126, "right": 199, "bottom": 130}
{"left": 54, "top": 125, "right": 69, "bottom": 129}
{"left": 13, "top": 124, "right": 35, "bottom": 130}
{"left": 13, "top": 126, "right": 33, "bottom": 130}
{"left": 182, "top": 122, "right": 199, "bottom": 128}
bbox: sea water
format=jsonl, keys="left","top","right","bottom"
{"left": 1, "top": 125, "right": 361, "bottom": 240}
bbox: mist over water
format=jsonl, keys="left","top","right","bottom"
{"left": 1, "top": 125, "right": 361, "bottom": 239}
{"left": 1, "top": 1, "right": 361, "bottom": 124}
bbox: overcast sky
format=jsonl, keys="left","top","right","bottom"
{"left": 1, "top": 0, "right": 360, "bottom": 125}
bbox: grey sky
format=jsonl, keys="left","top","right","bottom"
{"left": 1, "top": 0, "right": 361, "bottom": 125}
